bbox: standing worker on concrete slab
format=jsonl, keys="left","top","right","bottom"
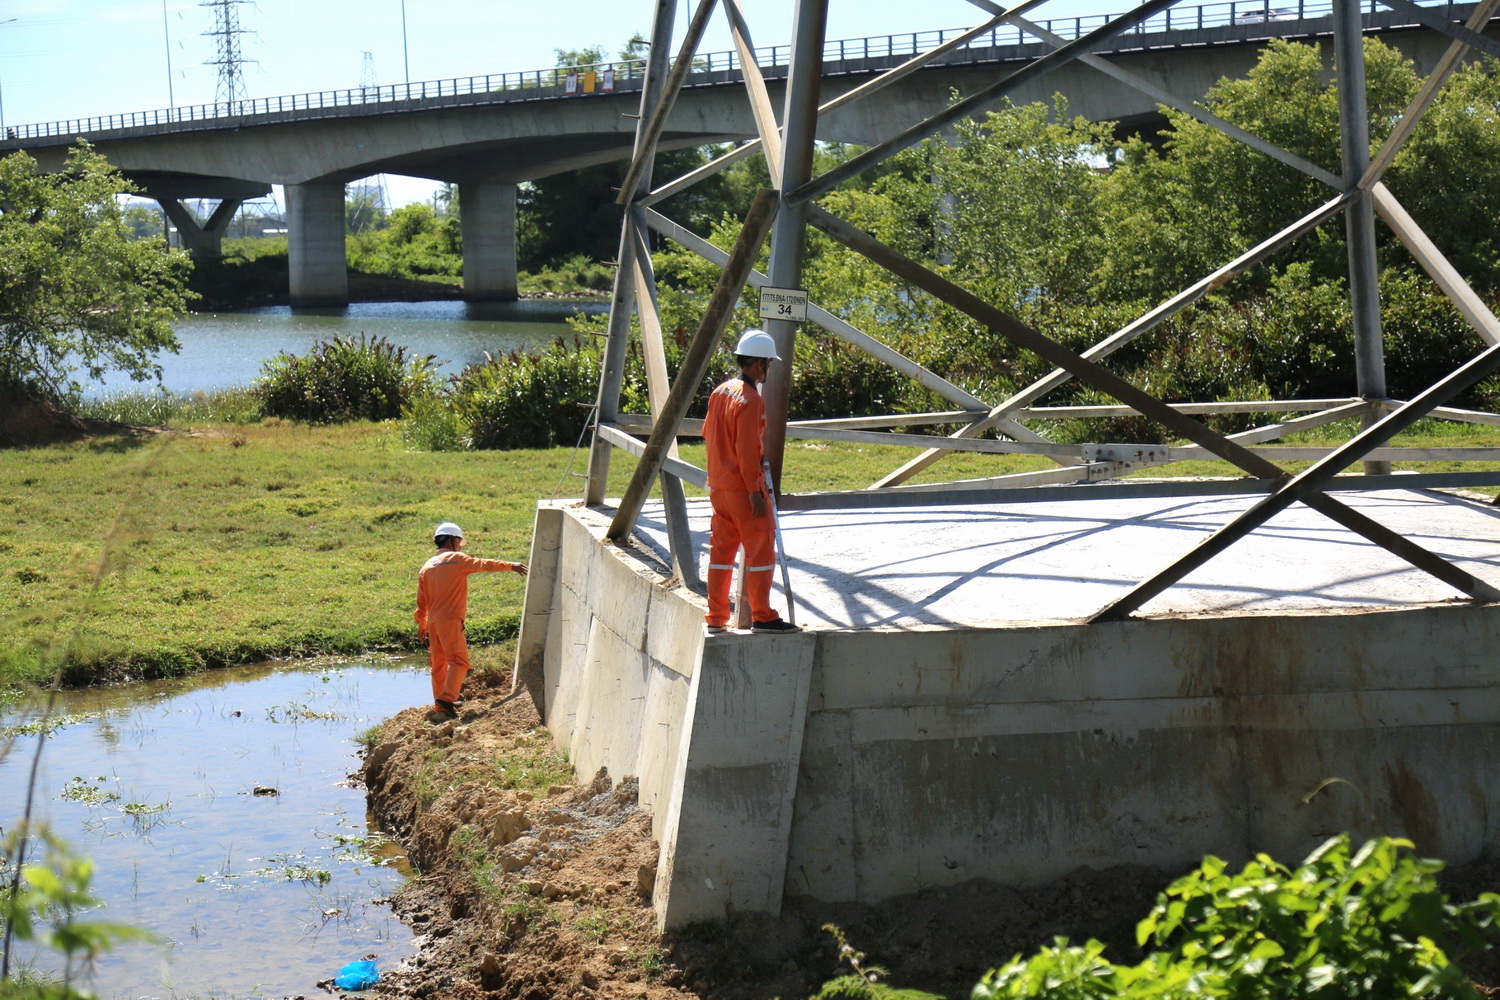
{"left": 702, "top": 330, "right": 800, "bottom": 635}
{"left": 415, "top": 521, "right": 528, "bottom": 721}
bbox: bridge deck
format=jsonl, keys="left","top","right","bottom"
{"left": 2, "top": 0, "right": 1484, "bottom": 149}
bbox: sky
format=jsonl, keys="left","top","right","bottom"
{"left": 0, "top": 0, "right": 1124, "bottom": 208}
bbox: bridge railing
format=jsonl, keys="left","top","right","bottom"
{"left": 0, "top": 0, "right": 1472, "bottom": 143}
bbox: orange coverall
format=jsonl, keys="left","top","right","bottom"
{"left": 415, "top": 551, "right": 518, "bottom": 705}
{"left": 702, "top": 374, "right": 778, "bottom": 627}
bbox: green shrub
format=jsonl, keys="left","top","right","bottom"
{"left": 255, "top": 335, "right": 440, "bottom": 424}
{"left": 400, "top": 393, "right": 470, "bottom": 452}
{"left": 971, "top": 835, "right": 1500, "bottom": 1000}
{"left": 453, "top": 343, "right": 609, "bottom": 450}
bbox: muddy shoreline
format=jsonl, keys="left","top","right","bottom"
{"left": 356, "top": 667, "right": 1500, "bottom": 999}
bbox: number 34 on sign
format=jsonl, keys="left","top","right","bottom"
{"left": 758, "top": 286, "right": 808, "bottom": 323}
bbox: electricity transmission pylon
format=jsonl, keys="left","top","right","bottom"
{"left": 201, "top": 0, "right": 255, "bottom": 107}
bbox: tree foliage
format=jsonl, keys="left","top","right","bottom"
{"left": 346, "top": 202, "right": 463, "bottom": 280}
{"left": 0, "top": 143, "right": 193, "bottom": 406}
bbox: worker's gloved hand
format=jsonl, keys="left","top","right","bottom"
{"left": 514, "top": 564, "right": 529, "bottom": 577}
{"left": 750, "top": 491, "right": 768, "bottom": 518}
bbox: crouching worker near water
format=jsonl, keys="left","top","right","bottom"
{"left": 415, "top": 521, "right": 528, "bottom": 722}
{"left": 702, "top": 330, "right": 799, "bottom": 635}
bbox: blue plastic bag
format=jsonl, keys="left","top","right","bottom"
{"left": 334, "top": 960, "right": 380, "bottom": 991}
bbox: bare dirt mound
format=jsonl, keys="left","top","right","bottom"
{"left": 362, "top": 673, "right": 686, "bottom": 1000}
{"left": 357, "top": 668, "right": 1500, "bottom": 999}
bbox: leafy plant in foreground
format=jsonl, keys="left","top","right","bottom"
{"left": 1, "top": 825, "right": 154, "bottom": 998}
{"left": 971, "top": 835, "right": 1500, "bottom": 1000}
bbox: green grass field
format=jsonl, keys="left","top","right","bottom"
{"left": 2, "top": 404, "right": 1496, "bottom": 690}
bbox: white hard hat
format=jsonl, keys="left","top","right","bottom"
{"left": 433, "top": 521, "right": 464, "bottom": 539}
{"left": 734, "top": 329, "right": 781, "bottom": 360}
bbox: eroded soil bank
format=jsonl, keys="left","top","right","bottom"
{"left": 358, "top": 666, "right": 1500, "bottom": 1000}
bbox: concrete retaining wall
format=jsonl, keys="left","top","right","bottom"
{"left": 788, "top": 612, "right": 1500, "bottom": 905}
{"left": 517, "top": 503, "right": 1500, "bottom": 929}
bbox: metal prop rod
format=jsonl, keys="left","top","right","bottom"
{"left": 1422, "top": 404, "right": 1500, "bottom": 428}
{"left": 762, "top": 399, "right": 1359, "bottom": 457}
{"left": 615, "top": 0, "right": 719, "bottom": 205}
{"left": 781, "top": 469, "right": 1500, "bottom": 512}
{"left": 1372, "top": 183, "right": 1500, "bottom": 347}
{"left": 586, "top": 0, "right": 679, "bottom": 504}
{"left": 721, "top": 0, "right": 786, "bottom": 184}
{"left": 1091, "top": 339, "right": 1500, "bottom": 622}
{"left": 645, "top": 207, "right": 1074, "bottom": 464}
{"left": 763, "top": 459, "right": 797, "bottom": 626}
{"left": 629, "top": 211, "right": 700, "bottom": 587}
{"left": 808, "top": 204, "right": 1496, "bottom": 601}
{"left": 1018, "top": 398, "right": 1360, "bottom": 418}
{"left": 632, "top": 216, "right": 672, "bottom": 413}
{"left": 1333, "top": 0, "right": 1389, "bottom": 475}
{"left": 586, "top": 218, "right": 641, "bottom": 505}
{"left": 607, "top": 189, "right": 780, "bottom": 541}
{"left": 596, "top": 424, "right": 709, "bottom": 487}
{"left": 760, "top": 0, "right": 828, "bottom": 489}
{"left": 788, "top": 0, "right": 1184, "bottom": 206}
{"left": 873, "top": 190, "right": 1355, "bottom": 487}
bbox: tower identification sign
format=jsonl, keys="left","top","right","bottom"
{"left": 758, "top": 286, "right": 808, "bottom": 323}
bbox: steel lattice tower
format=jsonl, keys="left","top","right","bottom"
{"left": 201, "top": 0, "right": 254, "bottom": 106}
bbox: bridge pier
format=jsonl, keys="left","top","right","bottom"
{"left": 287, "top": 180, "right": 349, "bottom": 308}
{"left": 159, "top": 198, "right": 242, "bottom": 259}
{"left": 459, "top": 181, "right": 519, "bottom": 302}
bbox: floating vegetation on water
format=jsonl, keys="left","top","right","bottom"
{"left": 59, "top": 776, "right": 122, "bottom": 806}
{"left": 198, "top": 849, "right": 333, "bottom": 887}
{"left": 265, "top": 700, "right": 343, "bottom": 723}
{"left": 1, "top": 711, "right": 100, "bottom": 739}
{"left": 57, "top": 777, "right": 174, "bottom": 836}
{"left": 122, "top": 797, "right": 174, "bottom": 836}
{"left": 322, "top": 829, "right": 402, "bottom": 870}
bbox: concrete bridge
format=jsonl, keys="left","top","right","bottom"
{"left": 4, "top": 0, "right": 1494, "bottom": 305}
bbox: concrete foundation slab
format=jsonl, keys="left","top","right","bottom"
{"left": 630, "top": 486, "right": 1500, "bottom": 625}
{"left": 518, "top": 488, "right": 1500, "bottom": 930}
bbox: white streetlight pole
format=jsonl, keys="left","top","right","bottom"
{"left": 400, "top": 0, "right": 410, "bottom": 84}
{"left": 163, "top": 2, "right": 175, "bottom": 111}
{"left": 0, "top": 18, "right": 17, "bottom": 136}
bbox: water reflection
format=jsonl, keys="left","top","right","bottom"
{"left": 0, "top": 659, "right": 423, "bottom": 999}
{"left": 87, "top": 297, "right": 607, "bottom": 397}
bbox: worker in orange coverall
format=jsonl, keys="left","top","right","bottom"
{"left": 701, "top": 330, "right": 799, "bottom": 635}
{"left": 415, "top": 521, "right": 527, "bottom": 721}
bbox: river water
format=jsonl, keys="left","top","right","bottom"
{"left": 88, "top": 298, "right": 604, "bottom": 397}
{"left": 0, "top": 659, "right": 428, "bottom": 999}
